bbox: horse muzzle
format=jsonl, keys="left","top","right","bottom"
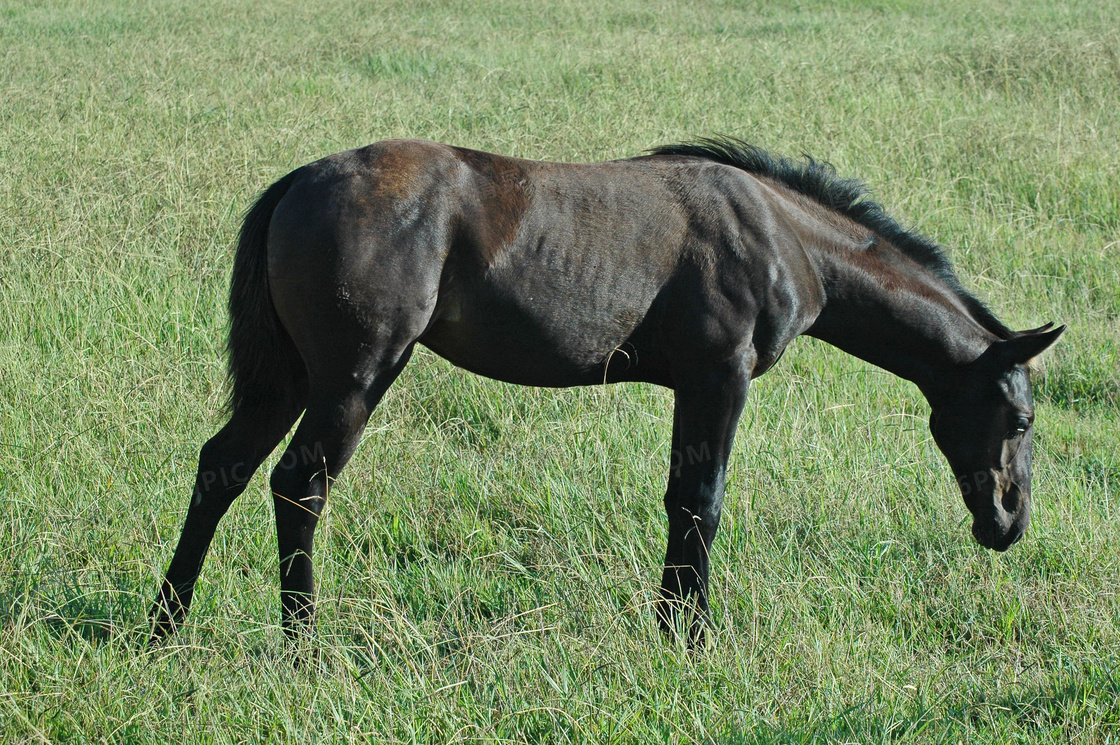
{"left": 970, "top": 481, "right": 1030, "bottom": 551}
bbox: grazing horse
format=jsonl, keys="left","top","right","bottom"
{"left": 150, "top": 138, "right": 1064, "bottom": 644}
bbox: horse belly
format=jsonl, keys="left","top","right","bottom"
{"left": 418, "top": 284, "right": 659, "bottom": 387}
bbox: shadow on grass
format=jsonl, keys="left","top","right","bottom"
{"left": 40, "top": 600, "right": 130, "bottom": 644}
{"left": 0, "top": 572, "right": 144, "bottom": 644}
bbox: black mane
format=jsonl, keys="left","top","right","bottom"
{"left": 650, "top": 138, "right": 1014, "bottom": 340}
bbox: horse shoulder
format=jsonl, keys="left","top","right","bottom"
{"left": 661, "top": 162, "right": 826, "bottom": 376}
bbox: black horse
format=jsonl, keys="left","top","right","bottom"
{"left": 151, "top": 138, "right": 1064, "bottom": 644}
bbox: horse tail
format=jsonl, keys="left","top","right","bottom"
{"left": 225, "top": 169, "right": 305, "bottom": 417}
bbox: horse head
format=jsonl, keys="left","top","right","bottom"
{"left": 929, "top": 324, "right": 1065, "bottom": 550}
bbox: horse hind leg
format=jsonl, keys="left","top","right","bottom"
{"left": 150, "top": 383, "right": 306, "bottom": 639}
{"left": 267, "top": 343, "right": 415, "bottom": 635}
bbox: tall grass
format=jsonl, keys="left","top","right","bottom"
{"left": 1, "top": 0, "right": 1117, "bottom": 741}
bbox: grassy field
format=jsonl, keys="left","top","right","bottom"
{"left": 2, "top": 0, "right": 1118, "bottom": 741}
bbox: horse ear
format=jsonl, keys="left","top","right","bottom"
{"left": 1015, "top": 322, "right": 1054, "bottom": 336}
{"left": 1000, "top": 324, "right": 1066, "bottom": 366}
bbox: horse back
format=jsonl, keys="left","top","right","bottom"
{"left": 267, "top": 140, "right": 823, "bottom": 388}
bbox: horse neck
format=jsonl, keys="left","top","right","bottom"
{"left": 803, "top": 236, "right": 998, "bottom": 401}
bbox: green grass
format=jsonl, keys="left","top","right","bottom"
{"left": 1, "top": 0, "right": 1118, "bottom": 741}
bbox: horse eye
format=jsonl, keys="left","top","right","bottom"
{"left": 1013, "top": 416, "right": 1030, "bottom": 434}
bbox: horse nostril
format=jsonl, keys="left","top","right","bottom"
{"left": 1001, "top": 483, "right": 1022, "bottom": 514}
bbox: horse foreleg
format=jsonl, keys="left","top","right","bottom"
{"left": 656, "top": 361, "right": 750, "bottom": 647}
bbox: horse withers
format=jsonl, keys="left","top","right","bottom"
{"left": 150, "top": 138, "right": 1064, "bottom": 644}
